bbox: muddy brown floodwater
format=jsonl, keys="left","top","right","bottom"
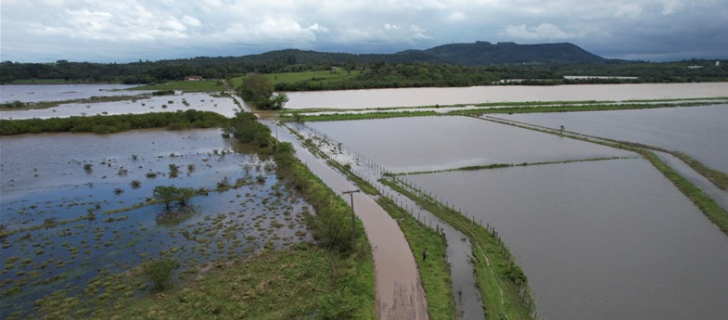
{"left": 267, "top": 121, "right": 429, "bottom": 319}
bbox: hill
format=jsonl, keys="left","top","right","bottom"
{"left": 420, "top": 41, "right": 607, "bottom": 65}
{"left": 239, "top": 41, "right": 606, "bottom": 66}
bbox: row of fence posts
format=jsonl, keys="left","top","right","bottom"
{"left": 300, "top": 124, "right": 538, "bottom": 319}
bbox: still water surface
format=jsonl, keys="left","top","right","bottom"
{"left": 285, "top": 82, "right": 728, "bottom": 109}
{"left": 0, "top": 84, "right": 142, "bottom": 103}
{"left": 498, "top": 104, "right": 728, "bottom": 174}
{"left": 0, "top": 129, "right": 311, "bottom": 318}
{"left": 408, "top": 160, "right": 728, "bottom": 320}
{"left": 0, "top": 92, "right": 240, "bottom": 120}
{"left": 307, "top": 116, "right": 634, "bottom": 173}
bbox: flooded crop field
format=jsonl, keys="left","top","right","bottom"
{"left": 498, "top": 104, "right": 728, "bottom": 174}
{"left": 1, "top": 92, "right": 240, "bottom": 120}
{"left": 285, "top": 82, "right": 728, "bottom": 109}
{"left": 0, "top": 129, "right": 311, "bottom": 318}
{"left": 306, "top": 116, "right": 634, "bottom": 173}
{"left": 406, "top": 160, "right": 728, "bottom": 320}
{"left": 305, "top": 109, "right": 728, "bottom": 320}
{"left": 0, "top": 84, "right": 144, "bottom": 103}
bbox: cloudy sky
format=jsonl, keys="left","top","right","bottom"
{"left": 1, "top": 0, "right": 726, "bottom": 63}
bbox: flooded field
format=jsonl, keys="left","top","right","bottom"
{"left": 498, "top": 104, "right": 728, "bottom": 174}
{"left": 0, "top": 129, "right": 311, "bottom": 318}
{"left": 285, "top": 82, "right": 728, "bottom": 109}
{"left": 0, "top": 92, "right": 240, "bottom": 120}
{"left": 306, "top": 116, "right": 634, "bottom": 173}
{"left": 0, "top": 84, "right": 143, "bottom": 103}
{"left": 405, "top": 160, "right": 728, "bottom": 320}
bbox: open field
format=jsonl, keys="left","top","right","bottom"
{"left": 229, "top": 70, "right": 361, "bottom": 90}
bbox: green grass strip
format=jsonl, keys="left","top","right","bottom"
{"left": 382, "top": 179, "right": 534, "bottom": 320}
{"left": 395, "top": 157, "right": 634, "bottom": 176}
{"left": 288, "top": 125, "right": 455, "bottom": 319}
{"left": 377, "top": 196, "right": 455, "bottom": 320}
{"left": 639, "top": 150, "right": 728, "bottom": 235}
{"left": 483, "top": 116, "right": 728, "bottom": 238}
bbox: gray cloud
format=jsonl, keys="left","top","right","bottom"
{"left": 1, "top": 0, "right": 726, "bottom": 62}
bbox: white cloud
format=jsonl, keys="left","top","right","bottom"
{"left": 504, "top": 23, "right": 580, "bottom": 40}
{"left": 217, "top": 18, "right": 317, "bottom": 44}
{"left": 615, "top": 3, "right": 643, "bottom": 18}
{"left": 2, "top": 0, "right": 727, "bottom": 62}
{"left": 308, "top": 23, "right": 329, "bottom": 33}
{"left": 659, "top": 0, "right": 685, "bottom": 15}
{"left": 447, "top": 11, "right": 466, "bottom": 21}
{"left": 181, "top": 15, "right": 202, "bottom": 27}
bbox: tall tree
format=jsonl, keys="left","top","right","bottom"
{"left": 239, "top": 73, "right": 273, "bottom": 106}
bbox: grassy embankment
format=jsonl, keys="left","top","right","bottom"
{"left": 291, "top": 127, "right": 455, "bottom": 319}
{"left": 483, "top": 117, "right": 728, "bottom": 238}
{"left": 638, "top": 150, "right": 728, "bottom": 235}
{"left": 381, "top": 178, "right": 534, "bottom": 320}
{"left": 130, "top": 80, "right": 225, "bottom": 92}
{"left": 396, "top": 156, "right": 637, "bottom": 176}
{"left": 0, "top": 110, "right": 228, "bottom": 135}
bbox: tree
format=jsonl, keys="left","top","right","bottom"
{"left": 175, "top": 187, "right": 196, "bottom": 207}
{"left": 153, "top": 185, "right": 178, "bottom": 209}
{"left": 142, "top": 258, "right": 180, "bottom": 291}
{"left": 153, "top": 185, "right": 195, "bottom": 208}
{"left": 269, "top": 92, "right": 289, "bottom": 110}
{"left": 239, "top": 73, "right": 273, "bottom": 107}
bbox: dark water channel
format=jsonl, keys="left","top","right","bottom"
{"left": 0, "top": 129, "right": 312, "bottom": 318}
{"left": 407, "top": 160, "right": 728, "bottom": 320}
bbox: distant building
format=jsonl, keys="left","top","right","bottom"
{"left": 717, "top": 61, "right": 721, "bottom": 67}
{"left": 687, "top": 65, "right": 703, "bottom": 70}
{"left": 185, "top": 76, "right": 203, "bottom": 81}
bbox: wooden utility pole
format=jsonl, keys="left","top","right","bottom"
{"left": 342, "top": 189, "right": 361, "bottom": 245}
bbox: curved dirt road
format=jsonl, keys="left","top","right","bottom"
{"left": 272, "top": 123, "right": 429, "bottom": 319}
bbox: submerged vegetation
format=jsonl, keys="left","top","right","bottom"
{"left": 0, "top": 110, "right": 228, "bottom": 135}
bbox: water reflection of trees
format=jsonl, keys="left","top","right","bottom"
{"left": 155, "top": 206, "right": 197, "bottom": 226}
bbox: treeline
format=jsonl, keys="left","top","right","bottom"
{"left": 275, "top": 63, "right": 499, "bottom": 91}
{"left": 0, "top": 110, "right": 228, "bottom": 135}
{"left": 3, "top": 43, "right": 727, "bottom": 86}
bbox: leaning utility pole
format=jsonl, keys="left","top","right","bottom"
{"left": 342, "top": 189, "right": 361, "bottom": 245}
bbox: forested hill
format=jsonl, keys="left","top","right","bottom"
{"left": 230, "top": 41, "right": 607, "bottom": 65}
{"left": 419, "top": 41, "right": 607, "bottom": 65}
{"left": 0, "top": 41, "right": 611, "bottom": 83}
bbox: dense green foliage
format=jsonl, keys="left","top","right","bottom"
{"left": 223, "top": 112, "right": 271, "bottom": 147}
{"left": 142, "top": 258, "right": 180, "bottom": 292}
{"left": 2, "top": 42, "right": 726, "bottom": 86}
{"left": 0, "top": 110, "right": 228, "bottom": 135}
{"left": 236, "top": 74, "right": 289, "bottom": 110}
{"left": 153, "top": 185, "right": 196, "bottom": 209}
{"left": 89, "top": 246, "right": 374, "bottom": 319}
